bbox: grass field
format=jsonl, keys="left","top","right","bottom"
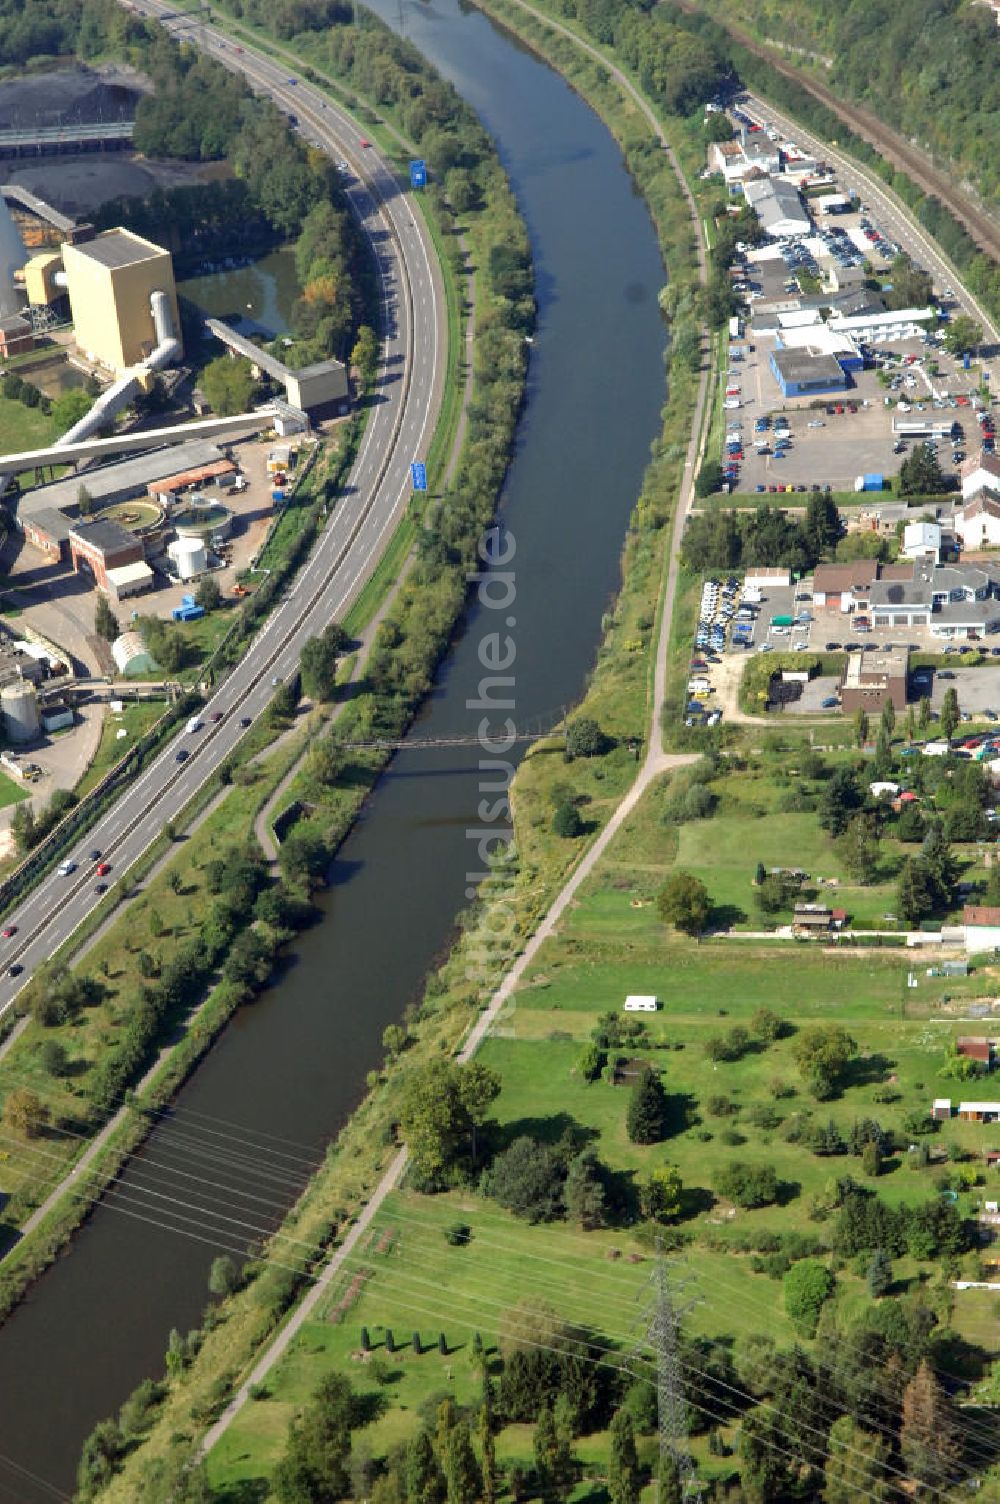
{"left": 0, "top": 395, "right": 57, "bottom": 455}
{"left": 0, "top": 769, "right": 28, "bottom": 808}
{"left": 74, "top": 698, "right": 169, "bottom": 797}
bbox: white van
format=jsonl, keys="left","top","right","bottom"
{"left": 186, "top": 716, "right": 203, "bottom": 734}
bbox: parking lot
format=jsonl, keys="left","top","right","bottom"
{"left": 724, "top": 344, "right": 984, "bottom": 496}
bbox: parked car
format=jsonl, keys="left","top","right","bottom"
{"left": 821, "top": 696, "right": 839, "bottom": 709}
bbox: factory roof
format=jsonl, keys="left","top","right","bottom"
{"left": 69, "top": 518, "right": 139, "bottom": 555}
{"left": 842, "top": 648, "right": 909, "bottom": 691}
{"left": 69, "top": 227, "right": 165, "bottom": 271}
{"left": 17, "top": 440, "right": 226, "bottom": 522}
{"left": 770, "top": 347, "right": 845, "bottom": 385}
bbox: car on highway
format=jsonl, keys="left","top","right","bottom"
{"left": 211, "top": 711, "right": 223, "bottom": 723}
{"left": 1, "top": 926, "right": 15, "bottom": 939}
{"left": 359, "top": 138, "right": 371, "bottom": 147}
{"left": 176, "top": 748, "right": 190, "bottom": 763}
{"left": 96, "top": 862, "right": 111, "bottom": 877}
{"left": 8, "top": 964, "right": 21, "bottom": 978}
{"left": 240, "top": 716, "right": 252, "bottom": 728}
{"left": 88, "top": 849, "right": 101, "bottom": 862}
{"left": 57, "top": 861, "right": 76, "bottom": 876}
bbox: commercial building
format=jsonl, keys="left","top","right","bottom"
{"left": 744, "top": 176, "right": 812, "bottom": 238}
{"left": 961, "top": 450, "right": 1000, "bottom": 502}
{"left": 105, "top": 560, "right": 155, "bottom": 602}
{"left": 812, "top": 560, "right": 879, "bottom": 611}
{"left": 839, "top": 647, "right": 909, "bottom": 714}
{"left": 68, "top": 518, "right": 145, "bottom": 592}
{"left": 769, "top": 345, "right": 848, "bottom": 398}
{"left": 826, "top": 306, "right": 937, "bottom": 343}
{"left": 868, "top": 560, "right": 1000, "bottom": 637}
{"left": 770, "top": 321, "right": 864, "bottom": 373}
{"left": 61, "top": 228, "right": 181, "bottom": 377}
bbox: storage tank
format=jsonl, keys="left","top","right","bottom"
{"left": 168, "top": 537, "right": 207, "bottom": 580}
{"left": 1, "top": 680, "right": 41, "bottom": 743}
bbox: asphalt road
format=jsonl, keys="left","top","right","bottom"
{"left": 739, "top": 89, "right": 1000, "bottom": 351}
{"left": 0, "top": 2, "right": 447, "bottom": 1019}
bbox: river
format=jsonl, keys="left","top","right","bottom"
{"left": 0, "top": 3, "right": 666, "bottom": 1495}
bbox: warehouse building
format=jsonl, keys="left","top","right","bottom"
{"left": 769, "top": 345, "right": 848, "bottom": 398}
{"left": 61, "top": 228, "right": 182, "bottom": 377}
{"left": 840, "top": 647, "right": 909, "bottom": 714}
{"left": 743, "top": 176, "right": 812, "bottom": 238}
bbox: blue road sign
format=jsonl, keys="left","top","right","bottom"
{"left": 411, "top": 462, "right": 427, "bottom": 491}
{"left": 409, "top": 159, "right": 427, "bottom": 189}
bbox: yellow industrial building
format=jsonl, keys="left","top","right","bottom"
{"left": 59, "top": 228, "right": 181, "bottom": 376}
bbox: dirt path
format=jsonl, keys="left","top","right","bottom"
{"left": 677, "top": 2, "right": 1000, "bottom": 260}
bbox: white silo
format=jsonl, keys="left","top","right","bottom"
{"left": 0, "top": 197, "right": 27, "bottom": 319}
{"left": 168, "top": 536, "right": 207, "bottom": 580}
{"left": 1, "top": 680, "right": 41, "bottom": 743}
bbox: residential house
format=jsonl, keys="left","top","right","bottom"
{"left": 954, "top": 489, "right": 1000, "bottom": 550}
{"left": 961, "top": 450, "right": 1000, "bottom": 502}
{"left": 965, "top": 905, "right": 1000, "bottom": 953}
{"left": 811, "top": 560, "right": 879, "bottom": 611}
{"left": 957, "top": 1037, "right": 995, "bottom": 1069}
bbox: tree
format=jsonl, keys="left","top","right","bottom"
{"left": 4, "top": 1086, "right": 49, "bottom": 1138}
{"left": 783, "top": 1259, "right": 834, "bottom": 1337}
{"left": 943, "top": 315, "right": 982, "bottom": 358}
{"left": 300, "top": 621, "right": 349, "bottom": 701}
{"left": 533, "top": 1404, "right": 573, "bottom": 1501}
{"left": 278, "top": 826, "right": 330, "bottom": 889}
{"left": 273, "top": 1372, "right": 356, "bottom": 1503}
{"left": 640, "top": 1165, "right": 684, "bottom": 1222}
{"left": 715, "top": 1161, "right": 779, "bottom": 1208}
{"left": 656, "top": 871, "right": 710, "bottom": 936}
{"left": 791, "top": 1025, "right": 857, "bottom": 1099}
{"left": 39, "top": 1039, "right": 69, "bottom": 1077}
{"left": 552, "top": 802, "right": 583, "bottom": 838}
{"left": 695, "top": 460, "right": 723, "bottom": 498}
{"left": 563, "top": 1148, "right": 606, "bottom": 1229}
{"left": 922, "top": 820, "right": 958, "bottom": 908}
{"left": 200, "top": 354, "right": 259, "bottom": 415}
{"left": 350, "top": 324, "right": 379, "bottom": 385}
{"left": 867, "top": 1248, "right": 892, "bottom": 1298}
{"left": 208, "top": 1255, "right": 239, "bottom": 1298}
{"left": 577, "top": 1042, "right": 605, "bottom": 1081}
{"left": 900, "top": 1360, "right": 962, "bottom": 1493}
{"left": 897, "top": 855, "right": 935, "bottom": 923}
{"left": 751, "top": 1007, "right": 784, "bottom": 1042}
{"left": 565, "top": 717, "right": 608, "bottom": 758}
{"left": 455, "top": 1060, "right": 502, "bottom": 1166}
{"left": 940, "top": 685, "right": 960, "bottom": 740}
{"left": 819, "top": 766, "right": 862, "bottom": 837}
{"left": 444, "top": 1421, "right": 481, "bottom": 1504}
{"left": 823, "top": 1417, "right": 893, "bottom": 1504}
{"left": 195, "top": 575, "right": 221, "bottom": 611}
{"left": 77, "top": 482, "right": 94, "bottom": 516}
{"left": 95, "top": 593, "right": 119, "bottom": 643}
{"left": 608, "top": 1409, "right": 641, "bottom": 1504}
{"left": 837, "top": 814, "right": 879, "bottom": 885}
{"left": 405, "top": 1428, "right": 445, "bottom": 1504}
{"left": 627, "top": 1068, "right": 669, "bottom": 1144}
{"left": 479, "top": 1401, "right": 497, "bottom": 1504}
{"left": 482, "top": 1136, "right": 565, "bottom": 1223}
{"left": 899, "top": 443, "right": 945, "bottom": 497}
{"left": 919, "top": 695, "right": 932, "bottom": 732}
{"left": 853, "top": 708, "right": 869, "bottom": 749}
{"left": 880, "top": 699, "right": 896, "bottom": 739}
{"left": 803, "top": 492, "right": 841, "bottom": 559}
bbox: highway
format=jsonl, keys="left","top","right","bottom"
{"left": 0, "top": 2, "right": 447, "bottom": 1022}
{"left": 738, "top": 89, "right": 1000, "bottom": 349}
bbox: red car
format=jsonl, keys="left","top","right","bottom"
{"left": 359, "top": 138, "right": 372, "bottom": 148}
{"left": 2, "top": 926, "right": 16, "bottom": 939}
{"left": 95, "top": 862, "right": 111, "bottom": 877}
